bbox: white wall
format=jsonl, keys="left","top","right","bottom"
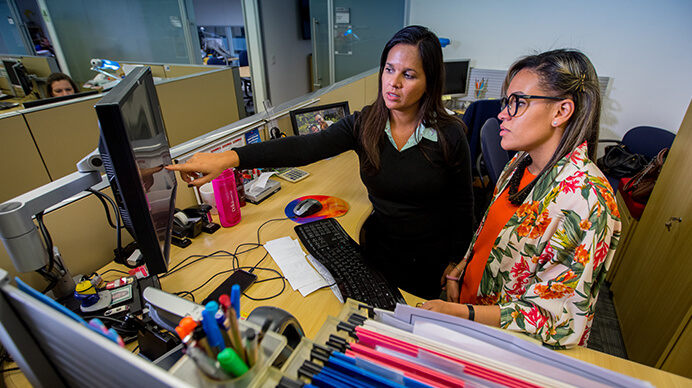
{"left": 193, "top": 0, "right": 244, "bottom": 26}
{"left": 409, "top": 0, "right": 692, "bottom": 139}
{"left": 258, "top": 0, "right": 312, "bottom": 105}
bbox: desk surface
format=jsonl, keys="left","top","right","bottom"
{"left": 239, "top": 65, "right": 250, "bottom": 78}
{"left": 4, "top": 151, "right": 691, "bottom": 387}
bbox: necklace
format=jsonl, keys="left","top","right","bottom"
{"left": 508, "top": 155, "right": 539, "bottom": 205}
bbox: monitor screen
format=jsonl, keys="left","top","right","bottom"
{"left": 23, "top": 90, "right": 100, "bottom": 109}
{"left": 2, "top": 59, "right": 33, "bottom": 96}
{"left": 2, "top": 59, "right": 20, "bottom": 85}
{"left": 443, "top": 60, "right": 470, "bottom": 96}
{"left": 95, "top": 66, "right": 176, "bottom": 276}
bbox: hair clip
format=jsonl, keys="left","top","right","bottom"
{"left": 578, "top": 73, "right": 586, "bottom": 93}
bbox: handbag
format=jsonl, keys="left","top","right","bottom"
{"left": 597, "top": 144, "right": 649, "bottom": 179}
{"left": 622, "top": 148, "right": 669, "bottom": 204}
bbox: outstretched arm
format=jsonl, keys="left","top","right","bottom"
{"left": 165, "top": 150, "right": 239, "bottom": 187}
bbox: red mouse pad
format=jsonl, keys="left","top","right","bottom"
{"left": 284, "top": 195, "right": 349, "bottom": 224}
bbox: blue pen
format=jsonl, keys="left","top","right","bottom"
{"left": 231, "top": 284, "right": 241, "bottom": 319}
{"left": 202, "top": 305, "right": 226, "bottom": 356}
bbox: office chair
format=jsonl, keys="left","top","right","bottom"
{"left": 206, "top": 56, "right": 227, "bottom": 65}
{"left": 598, "top": 126, "right": 675, "bottom": 220}
{"left": 599, "top": 126, "right": 675, "bottom": 192}
{"left": 239, "top": 50, "right": 249, "bottom": 67}
{"left": 461, "top": 99, "right": 503, "bottom": 165}
{"left": 479, "top": 118, "right": 512, "bottom": 185}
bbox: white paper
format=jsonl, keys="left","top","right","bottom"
{"left": 247, "top": 171, "right": 276, "bottom": 191}
{"left": 306, "top": 254, "right": 343, "bottom": 302}
{"left": 264, "top": 237, "right": 342, "bottom": 299}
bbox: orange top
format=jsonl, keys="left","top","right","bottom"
{"left": 459, "top": 167, "right": 536, "bottom": 304}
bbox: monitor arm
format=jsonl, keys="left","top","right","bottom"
{"left": 0, "top": 171, "right": 102, "bottom": 273}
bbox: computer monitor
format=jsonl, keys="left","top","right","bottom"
{"left": 22, "top": 89, "right": 100, "bottom": 109}
{"left": 443, "top": 60, "right": 470, "bottom": 96}
{"left": 2, "top": 58, "right": 34, "bottom": 97}
{"left": 95, "top": 66, "right": 177, "bottom": 276}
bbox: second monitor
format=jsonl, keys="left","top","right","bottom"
{"left": 443, "top": 59, "right": 471, "bottom": 97}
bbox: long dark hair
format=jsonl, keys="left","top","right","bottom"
{"left": 357, "top": 25, "right": 462, "bottom": 172}
{"left": 501, "top": 49, "right": 601, "bottom": 204}
{"left": 46, "top": 72, "right": 79, "bottom": 97}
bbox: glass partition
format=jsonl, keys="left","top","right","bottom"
{"left": 41, "top": 0, "right": 201, "bottom": 84}
{"left": 310, "top": 0, "right": 404, "bottom": 89}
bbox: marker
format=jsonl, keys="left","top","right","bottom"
{"left": 175, "top": 316, "right": 199, "bottom": 343}
{"left": 206, "top": 301, "right": 232, "bottom": 348}
{"left": 230, "top": 284, "right": 241, "bottom": 319}
{"left": 245, "top": 328, "right": 259, "bottom": 367}
{"left": 202, "top": 308, "right": 226, "bottom": 356}
{"left": 217, "top": 347, "right": 249, "bottom": 377}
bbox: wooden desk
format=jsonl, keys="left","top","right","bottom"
{"left": 239, "top": 66, "right": 250, "bottom": 79}
{"left": 4, "top": 151, "right": 691, "bottom": 387}
{"left": 157, "top": 151, "right": 689, "bottom": 386}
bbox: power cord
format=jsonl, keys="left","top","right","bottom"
{"left": 169, "top": 216, "right": 298, "bottom": 302}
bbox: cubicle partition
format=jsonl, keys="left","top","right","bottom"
{"left": 0, "top": 67, "right": 378, "bottom": 292}
{"left": 0, "top": 113, "right": 51, "bottom": 202}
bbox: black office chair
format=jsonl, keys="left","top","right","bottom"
{"left": 599, "top": 126, "right": 675, "bottom": 192}
{"left": 479, "top": 118, "right": 513, "bottom": 185}
{"left": 206, "top": 56, "right": 227, "bottom": 65}
{"left": 238, "top": 50, "right": 249, "bottom": 67}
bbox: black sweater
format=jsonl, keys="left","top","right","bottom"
{"left": 235, "top": 113, "right": 474, "bottom": 298}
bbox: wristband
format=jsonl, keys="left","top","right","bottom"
{"left": 445, "top": 275, "right": 460, "bottom": 282}
{"left": 466, "top": 304, "right": 475, "bottom": 321}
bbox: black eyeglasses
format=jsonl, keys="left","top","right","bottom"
{"left": 500, "top": 93, "right": 565, "bottom": 117}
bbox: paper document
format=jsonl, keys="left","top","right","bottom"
{"left": 263, "top": 237, "right": 341, "bottom": 300}
{"left": 247, "top": 172, "right": 276, "bottom": 191}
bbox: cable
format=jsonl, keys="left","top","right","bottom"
{"left": 168, "top": 216, "right": 297, "bottom": 302}
{"left": 85, "top": 188, "right": 134, "bottom": 268}
{"left": 87, "top": 188, "right": 123, "bottom": 229}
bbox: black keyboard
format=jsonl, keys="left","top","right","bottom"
{"left": 295, "top": 218, "right": 405, "bottom": 310}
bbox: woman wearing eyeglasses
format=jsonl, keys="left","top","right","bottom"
{"left": 422, "top": 49, "right": 621, "bottom": 348}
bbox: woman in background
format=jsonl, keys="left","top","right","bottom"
{"left": 422, "top": 49, "right": 621, "bottom": 348}
{"left": 167, "top": 25, "right": 475, "bottom": 299}
{"left": 46, "top": 72, "right": 78, "bottom": 97}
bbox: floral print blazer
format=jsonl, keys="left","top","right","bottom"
{"left": 463, "top": 141, "right": 621, "bottom": 348}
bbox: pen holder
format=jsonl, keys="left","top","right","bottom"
{"left": 169, "top": 320, "right": 287, "bottom": 387}
{"left": 212, "top": 169, "right": 242, "bottom": 227}
{"left": 474, "top": 85, "right": 485, "bottom": 99}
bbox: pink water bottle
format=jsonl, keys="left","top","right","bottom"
{"left": 212, "top": 169, "right": 242, "bottom": 227}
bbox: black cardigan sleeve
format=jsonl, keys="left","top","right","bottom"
{"left": 235, "top": 113, "right": 359, "bottom": 169}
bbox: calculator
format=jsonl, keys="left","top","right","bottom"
{"left": 276, "top": 167, "right": 310, "bottom": 183}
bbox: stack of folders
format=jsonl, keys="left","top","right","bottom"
{"left": 271, "top": 300, "right": 653, "bottom": 388}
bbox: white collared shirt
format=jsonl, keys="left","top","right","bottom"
{"left": 384, "top": 120, "right": 438, "bottom": 151}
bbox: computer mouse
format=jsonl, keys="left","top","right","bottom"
{"left": 293, "top": 198, "right": 322, "bottom": 217}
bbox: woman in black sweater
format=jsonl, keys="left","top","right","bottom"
{"left": 168, "top": 26, "right": 474, "bottom": 299}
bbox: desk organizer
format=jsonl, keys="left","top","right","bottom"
{"left": 168, "top": 319, "right": 286, "bottom": 387}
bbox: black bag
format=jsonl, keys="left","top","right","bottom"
{"left": 597, "top": 144, "right": 649, "bottom": 179}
